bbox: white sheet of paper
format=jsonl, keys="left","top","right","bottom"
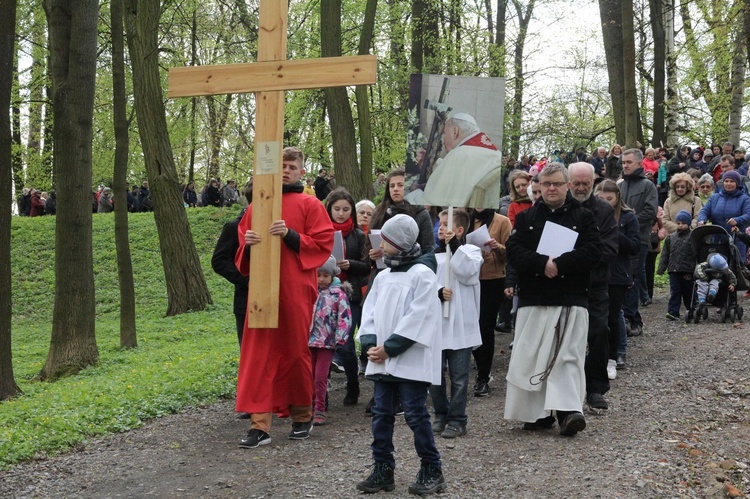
{"left": 332, "top": 231, "right": 344, "bottom": 262}
{"left": 368, "top": 230, "right": 385, "bottom": 269}
{"left": 536, "top": 221, "right": 578, "bottom": 258}
{"left": 466, "top": 224, "right": 492, "bottom": 253}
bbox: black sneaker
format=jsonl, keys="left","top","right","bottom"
{"left": 474, "top": 381, "right": 490, "bottom": 397}
{"left": 587, "top": 393, "right": 609, "bottom": 410}
{"left": 522, "top": 415, "right": 556, "bottom": 430}
{"left": 288, "top": 419, "right": 313, "bottom": 440}
{"left": 558, "top": 412, "right": 586, "bottom": 437}
{"left": 356, "top": 462, "right": 395, "bottom": 493}
{"left": 343, "top": 382, "right": 360, "bottom": 406}
{"left": 330, "top": 360, "right": 345, "bottom": 374}
{"left": 441, "top": 424, "right": 466, "bottom": 439}
{"left": 616, "top": 353, "right": 626, "bottom": 370}
{"left": 408, "top": 463, "right": 446, "bottom": 495}
{"left": 238, "top": 429, "right": 271, "bottom": 449}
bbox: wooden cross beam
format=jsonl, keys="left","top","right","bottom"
{"left": 168, "top": 2, "right": 377, "bottom": 328}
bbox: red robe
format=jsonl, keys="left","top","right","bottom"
{"left": 234, "top": 191, "right": 333, "bottom": 414}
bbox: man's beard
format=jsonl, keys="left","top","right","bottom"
{"left": 572, "top": 191, "right": 591, "bottom": 203}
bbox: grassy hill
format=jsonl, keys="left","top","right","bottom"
{"left": 2, "top": 207, "right": 243, "bottom": 469}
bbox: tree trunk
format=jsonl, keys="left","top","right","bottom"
{"left": 125, "top": 0, "right": 212, "bottom": 316}
{"left": 728, "top": 23, "right": 747, "bottom": 146}
{"left": 40, "top": 0, "right": 99, "bottom": 380}
{"left": 111, "top": 0, "right": 136, "bottom": 349}
{"left": 411, "top": 0, "right": 424, "bottom": 72}
{"left": 386, "top": 0, "right": 408, "bottom": 110}
{"left": 26, "top": 5, "right": 46, "bottom": 188}
{"left": 508, "top": 0, "right": 535, "bottom": 160}
{"left": 621, "top": 0, "right": 638, "bottom": 148}
{"left": 188, "top": 8, "right": 197, "bottom": 185}
{"left": 354, "top": 0, "right": 377, "bottom": 201}
{"left": 42, "top": 54, "right": 53, "bottom": 184}
{"left": 321, "top": 0, "right": 361, "bottom": 199}
{"left": 12, "top": 58, "right": 23, "bottom": 199}
{"left": 206, "top": 94, "right": 232, "bottom": 181}
{"left": 650, "top": 0, "right": 665, "bottom": 147}
{"left": 599, "top": 0, "right": 626, "bottom": 145}
{"left": 0, "top": 0, "right": 22, "bottom": 400}
{"left": 423, "top": 1, "right": 441, "bottom": 74}
{"left": 664, "top": 0, "right": 678, "bottom": 149}
{"left": 487, "top": 0, "right": 506, "bottom": 78}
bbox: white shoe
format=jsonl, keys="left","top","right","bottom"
{"left": 607, "top": 359, "right": 617, "bottom": 380}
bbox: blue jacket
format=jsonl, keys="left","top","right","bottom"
{"left": 698, "top": 187, "right": 750, "bottom": 233}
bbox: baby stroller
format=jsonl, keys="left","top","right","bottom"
{"left": 689, "top": 225, "right": 745, "bottom": 324}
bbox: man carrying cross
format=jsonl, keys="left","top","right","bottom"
{"left": 234, "top": 147, "right": 334, "bottom": 448}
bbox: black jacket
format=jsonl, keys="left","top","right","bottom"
{"left": 211, "top": 210, "right": 249, "bottom": 317}
{"left": 609, "top": 210, "right": 641, "bottom": 286}
{"left": 580, "top": 194, "right": 618, "bottom": 285}
{"left": 342, "top": 228, "right": 369, "bottom": 305}
{"left": 657, "top": 228, "right": 695, "bottom": 274}
{"left": 507, "top": 194, "right": 602, "bottom": 308}
{"left": 620, "top": 167, "right": 659, "bottom": 246}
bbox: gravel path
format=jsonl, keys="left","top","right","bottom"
{"left": 1, "top": 291, "right": 748, "bottom": 498}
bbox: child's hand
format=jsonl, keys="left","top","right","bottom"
{"left": 445, "top": 230, "right": 455, "bottom": 244}
{"left": 442, "top": 287, "right": 453, "bottom": 301}
{"left": 369, "top": 248, "right": 384, "bottom": 260}
{"left": 367, "top": 346, "right": 389, "bottom": 363}
{"left": 504, "top": 287, "right": 514, "bottom": 297}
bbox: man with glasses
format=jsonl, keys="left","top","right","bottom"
{"left": 504, "top": 163, "right": 602, "bottom": 437}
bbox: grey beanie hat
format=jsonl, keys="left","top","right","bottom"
{"left": 675, "top": 210, "right": 692, "bottom": 225}
{"left": 381, "top": 214, "right": 419, "bottom": 252}
{"left": 318, "top": 255, "right": 340, "bottom": 276}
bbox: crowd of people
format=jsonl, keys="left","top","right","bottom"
{"left": 16, "top": 126, "right": 748, "bottom": 495}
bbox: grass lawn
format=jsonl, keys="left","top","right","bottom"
{"left": 2, "top": 207, "right": 242, "bottom": 469}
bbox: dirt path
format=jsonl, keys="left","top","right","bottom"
{"left": 1, "top": 291, "right": 749, "bottom": 498}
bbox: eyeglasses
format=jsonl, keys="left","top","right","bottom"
{"left": 540, "top": 181, "right": 566, "bottom": 188}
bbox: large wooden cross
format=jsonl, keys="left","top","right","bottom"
{"left": 168, "top": 2, "right": 377, "bottom": 328}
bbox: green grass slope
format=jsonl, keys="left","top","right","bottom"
{"left": 2, "top": 207, "right": 243, "bottom": 469}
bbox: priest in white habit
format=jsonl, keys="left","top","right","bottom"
{"left": 503, "top": 163, "right": 602, "bottom": 437}
{"left": 422, "top": 113, "right": 503, "bottom": 210}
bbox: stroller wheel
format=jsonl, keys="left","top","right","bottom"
{"left": 702, "top": 307, "right": 709, "bottom": 320}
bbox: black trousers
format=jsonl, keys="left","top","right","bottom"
{"left": 473, "top": 277, "right": 504, "bottom": 382}
{"left": 584, "top": 281, "right": 610, "bottom": 396}
{"left": 607, "top": 285, "right": 628, "bottom": 360}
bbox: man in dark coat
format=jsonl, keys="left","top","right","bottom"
{"left": 313, "top": 168, "right": 333, "bottom": 201}
{"left": 569, "top": 162, "right": 619, "bottom": 410}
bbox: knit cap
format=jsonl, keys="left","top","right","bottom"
{"left": 723, "top": 170, "right": 742, "bottom": 185}
{"left": 318, "top": 255, "right": 340, "bottom": 276}
{"left": 675, "top": 210, "right": 692, "bottom": 225}
{"left": 380, "top": 214, "right": 419, "bottom": 252}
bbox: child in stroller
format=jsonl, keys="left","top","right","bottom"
{"left": 694, "top": 253, "right": 736, "bottom": 305}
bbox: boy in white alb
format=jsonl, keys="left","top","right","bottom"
{"left": 356, "top": 214, "right": 446, "bottom": 496}
{"left": 430, "top": 209, "right": 483, "bottom": 439}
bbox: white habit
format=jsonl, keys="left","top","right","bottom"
{"left": 435, "top": 246, "right": 483, "bottom": 350}
{"left": 504, "top": 306, "right": 588, "bottom": 422}
{"left": 357, "top": 264, "right": 442, "bottom": 385}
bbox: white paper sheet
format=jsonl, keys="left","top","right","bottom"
{"left": 332, "top": 230, "right": 344, "bottom": 262}
{"left": 466, "top": 224, "right": 492, "bottom": 253}
{"left": 368, "top": 229, "right": 385, "bottom": 269}
{"left": 536, "top": 221, "right": 578, "bottom": 258}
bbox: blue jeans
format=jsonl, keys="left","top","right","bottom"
{"left": 428, "top": 348, "right": 471, "bottom": 426}
{"left": 371, "top": 380, "right": 441, "bottom": 469}
{"left": 618, "top": 309, "right": 627, "bottom": 356}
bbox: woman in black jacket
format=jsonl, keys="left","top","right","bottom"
{"left": 326, "top": 188, "right": 369, "bottom": 406}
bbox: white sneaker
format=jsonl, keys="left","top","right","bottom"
{"left": 607, "top": 359, "right": 617, "bottom": 380}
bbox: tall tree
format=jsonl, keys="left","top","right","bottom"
{"left": 0, "top": 0, "right": 22, "bottom": 400}
{"left": 621, "top": 0, "right": 639, "bottom": 147}
{"left": 663, "top": 0, "right": 678, "bottom": 148}
{"left": 111, "top": 0, "right": 136, "bottom": 349}
{"left": 40, "top": 0, "right": 99, "bottom": 380}
{"left": 599, "top": 0, "right": 626, "bottom": 145}
{"left": 320, "top": 0, "right": 363, "bottom": 199}
{"left": 354, "top": 0, "right": 378, "bottom": 198}
{"left": 125, "top": 0, "right": 212, "bottom": 315}
{"left": 650, "top": 0, "right": 666, "bottom": 147}
{"left": 26, "top": 4, "right": 47, "bottom": 189}
{"left": 507, "top": 0, "right": 535, "bottom": 160}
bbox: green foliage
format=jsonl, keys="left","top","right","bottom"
{"left": 2, "top": 208, "right": 242, "bottom": 469}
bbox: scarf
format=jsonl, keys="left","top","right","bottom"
{"left": 282, "top": 181, "right": 304, "bottom": 194}
{"left": 384, "top": 243, "right": 422, "bottom": 269}
{"left": 332, "top": 218, "right": 354, "bottom": 237}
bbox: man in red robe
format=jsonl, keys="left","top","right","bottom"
{"left": 234, "top": 146, "right": 334, "bottom": 448}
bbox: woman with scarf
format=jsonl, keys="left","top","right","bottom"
{"left": 467, "top": 207, "right": 511, "bottom": 397}
{"left": 325, "top": 188, "right": 369, "bottom": 406}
